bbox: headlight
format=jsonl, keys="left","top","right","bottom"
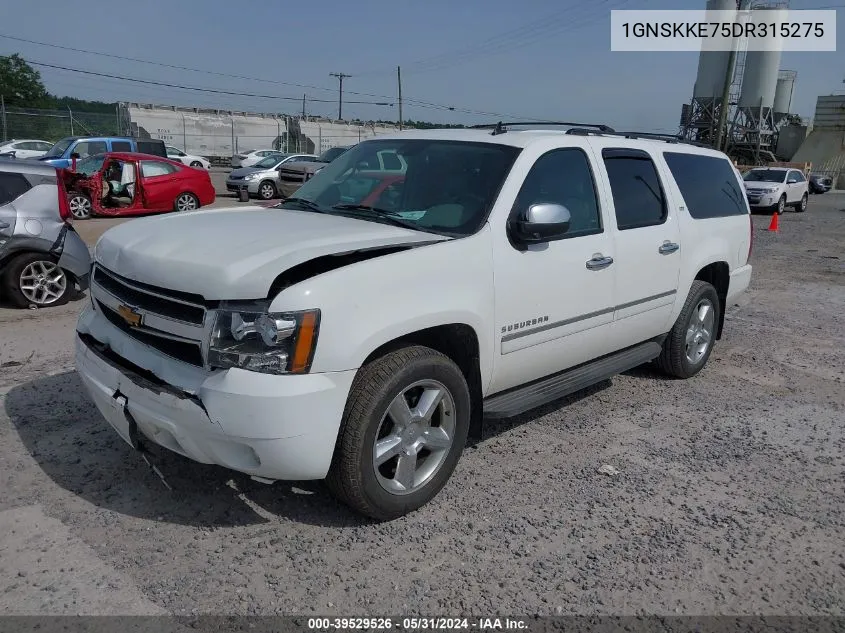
{"left": 244, "top": 173, "right": 260, "bottom": 180}
{"left": 208, "top": 305, "right": 320, "bottom": 375}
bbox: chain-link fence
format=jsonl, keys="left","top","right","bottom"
{"left": 0, "top": 104, "right": 122, "bottom": 143}
{"left": 0, "top": 102, "right": 402, "bottom": 166}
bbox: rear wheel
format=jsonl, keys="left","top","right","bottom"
{"left": 258, "top": 181, "right": 277, "bottom": 200}
{"left": 326, "top": 346, "right": 471, "bottom": 521}
{"left": 174, "top": 192, "right": 199, "bottom": 212}
{"left": 68, "top": 193, "right": 92, "bottom": 220}
{"left": 794, "top": 192, "right": 808, "bottom": 212}
{"left": 2, "top": 253, "right": 71, "bottom": 308}
{"left": 656, "top": 280, "right": 720, "bottom": 379}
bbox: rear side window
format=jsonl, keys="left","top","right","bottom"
{"left": 602, "top": 148, "right": 667, "bottom": 230}
{"left": 663, "top": 152, "right": 747, "bottom": 218}
{"left": 0, "top": 172, "right": 33, "bottom": 205}
{"left": 111, "top": 141, "right": 132, "bottom": 152}
{"left": 74, "top": 141, "right": 108, "bottom": 157}
{"left": 136, "top": 141, "right": 167, "bottom": 157}
{"left": 140, "top": 161, "right": 178, "bottom": 177}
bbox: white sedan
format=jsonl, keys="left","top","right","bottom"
{"left": 0, "top": 139, "right": 55, "bottom": 159}
{"left": 231, "top": 149, "right": 280, "bottom": 168}
{"left": 165, "top": 145, "right": 211, "bottom": 169}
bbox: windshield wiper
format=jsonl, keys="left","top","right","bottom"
{"left": 330, "top": 204, "right": 425, "bottom": 231}
{"left": 281, "top": 197, "right": 324, "bottom": 212}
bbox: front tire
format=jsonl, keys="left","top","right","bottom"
{"left": 776, "top": 194, "right": 786, "bottom": 215}
{"left": 2, "top": 253, "right": 71, "bottom": 308}
{"left": 190, "top": 160, "right": 203, "bottom": 168}
{"left": 656, "top": 280, "right": 720, "bottom": 379}
{"left": 794, "top": 192, "right": 808, "bottom": 212}
{"left": 68, "top": 192, "right": 92, "bottom": 220}
{"left": 258, "top": 181, "right": 277, "bottom": 200}
{"left": 326, "top": 346, "right": 471, "bottom": 521}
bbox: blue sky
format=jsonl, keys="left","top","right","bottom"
{"left": 1, "top": 0, "right": 842, "bottom": 132}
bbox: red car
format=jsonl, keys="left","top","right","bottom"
{"left": 63, "top": 152, "right": 216, "bottom": 220}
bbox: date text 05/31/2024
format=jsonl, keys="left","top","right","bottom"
{"left": 621, "top": 21, "right": 825, "bottom": 38}
{"left": 307, "top": 617, "right": 529, "bottom": 631}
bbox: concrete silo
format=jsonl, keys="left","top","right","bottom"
{"left": 773, "top": 70, "right": 797, "bottom": 122}
{"left": 727, "top": 2, "right": 788, "bottom": 162}
{"left": 679, "top": 0, "right": 739, "bottom": 144}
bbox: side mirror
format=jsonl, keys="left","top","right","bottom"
{"left": 513, "top": 203, "right": 571, "bottom": 245}
{"left": 70, "top": 152, "right": 80, "bottom": 160}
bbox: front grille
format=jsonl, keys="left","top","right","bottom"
{"left": 97, "top": 300, "right": 204, "bottom": 366}
{"left": 93, "top": 266, "right": 205, "bottom": 324}
{"left": 91, "top": 264, "right": 209, "bottom": 368}
{"left": 229, "top": 175, "right": 243, "bottom": 180}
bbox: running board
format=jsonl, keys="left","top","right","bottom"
{"left": 482, "top": 341, "right": 662, "bottom": 419}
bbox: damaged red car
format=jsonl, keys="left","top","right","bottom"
{"left": 63, "top": 152, "right": 216, "bottom": 220}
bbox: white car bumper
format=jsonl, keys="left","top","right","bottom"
{"left": 75, "top": 307, "right": 356, "bottom": 481}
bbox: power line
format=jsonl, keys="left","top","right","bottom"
{"left": 23, "top": 60, "right": 393, "bottom": 106}
{"left": 352, "top": 0, "right": 626, "bottom": 77}
{"left": 0, "top": 33, "right": 539, "bottom": 119}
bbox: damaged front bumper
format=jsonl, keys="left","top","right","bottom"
{"left": 75, "top": 304, "right": 357, "bottom": 480}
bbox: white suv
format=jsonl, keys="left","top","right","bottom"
{"left": 742, "top": 166, "right": 809, "bottom": 215}
{"left": 75, "top": 123, "right": 753, "bottom": 520}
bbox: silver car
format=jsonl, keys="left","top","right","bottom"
{"left": 0, "top": 159, "right": 91, "bottom": 308}
{"left": 226, "top": 153, "right": 319, "bottom": 199}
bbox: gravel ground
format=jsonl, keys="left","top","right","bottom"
{"left": 0, "top": 194, "right": 843, "bottom": 616}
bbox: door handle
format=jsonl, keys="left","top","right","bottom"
{"left": 586, "top": 254, "right": 614, "bottom": 270}
{"left": 659, "top": 241, "right": 680, "bottom": 254}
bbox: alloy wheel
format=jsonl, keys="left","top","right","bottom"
{"left": 19, "top": 260, "right": 67, "bottom": 306}
{"left": 372, "top": 379, "right": 456, "bottom": 495}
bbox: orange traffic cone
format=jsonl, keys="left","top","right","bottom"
{"left": 767, "top": 211, "right": 779, "bottom": 232}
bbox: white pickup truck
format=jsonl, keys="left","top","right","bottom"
{"left": 75, "top": 123, "right": 753, "bottom": 520}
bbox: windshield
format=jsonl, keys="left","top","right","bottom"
{"left": 278, "top": 139, "right": 521, "bottom": 237}
{"left": 45, "top": 138, "right": 76, "bottom": 158}
{"left": 744, "top": 169, "right": 786, "bottom": 183}
{"left": 253, "top": 154, "right": 287, "bottom": 168}
{"left": 318, "top": 146, "right": 348, "bottom": 163}
{"left": 75, "top": 154, "right": 106, "bottom": 176}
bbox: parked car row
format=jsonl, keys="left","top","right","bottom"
{"left": 226, "top": 152, "right": 319, "bottom": 199}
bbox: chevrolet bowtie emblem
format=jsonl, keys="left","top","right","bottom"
{"left": 117, "top": 304, "right": 142, "bottom": 327}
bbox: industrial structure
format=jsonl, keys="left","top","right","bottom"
{"left": 679, "top": 0, "right": 799, "bottom": 164}
{"left": 118, "top": 103, "right": 401, "bottom": 160}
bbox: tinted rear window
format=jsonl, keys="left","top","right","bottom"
{"left": 0, "top": 172, "right": 33, "bottom": 205}
{"left": 136, "top": 140, "right": 167, "bottom": 157}
{"left": 112, "top": 141, "right": 132, "bottom": 152}
{"left": 663, "top": 152, "right": 747, "bottom": 219}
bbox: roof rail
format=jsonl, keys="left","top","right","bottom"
{"left": 564, "top": 128, "right": 712, "bottom": 148}
{"left": 470, "top": 121, "right": 615, "bottom": 136}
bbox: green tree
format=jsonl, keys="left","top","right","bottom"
{"left": 0, "top": 54, "right": 49, "bottom": 107}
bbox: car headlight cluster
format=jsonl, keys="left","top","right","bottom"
{"left": 244, "top": 173, "right": 260, "bottom": 181}
{"left": 208, "top": 304, "right": 320, "bottom": 375}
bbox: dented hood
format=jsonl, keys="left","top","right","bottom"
{"left": 94, "top": 206, "right": 448, "bottom": 299}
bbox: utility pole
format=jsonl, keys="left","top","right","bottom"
{"left": 397, "top": 66, "right": 403, "bottom": 130}
{"left": 302, "top": 93, "right": 306, "bottom": 118}
{"left": 329, "top": 72, "right": 351, "bottom": 120}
